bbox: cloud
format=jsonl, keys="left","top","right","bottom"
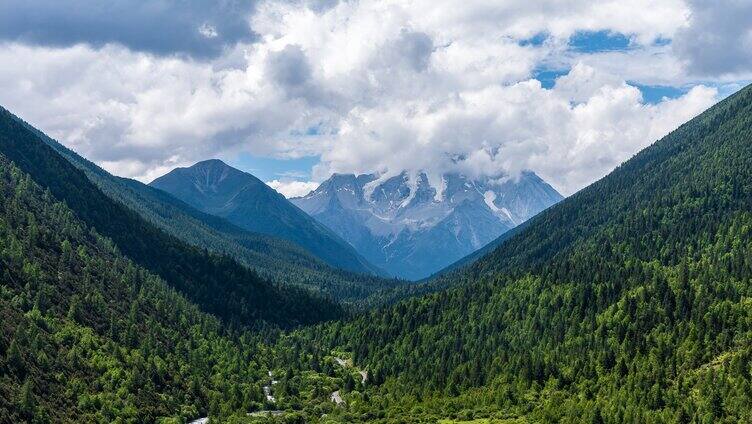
{"left": 267, "top": 179, "right": 319, "bottom": 197}
{"left": 0, "top": 42, "right": 307, "bottom": 181}
{"left": 672, "top": 0, "right": 752, "bottom": 78}
{"left": 314, "top": 65, "right": 717, "bottom": 194}
{"left": 0, "top": 0, "right": 257, "bottom": 58}
{"left": 380, "top": 30, "right": 434, "bottom": 72}
{"left": 0, "top": 0, "right": 741, "bottom": 196}
{"left": 267, "top": 45, "right": 312, "bottom": 88}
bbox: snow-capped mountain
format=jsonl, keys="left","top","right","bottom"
{"left": 291, "top": 170, "right": 563, "bottom": 280}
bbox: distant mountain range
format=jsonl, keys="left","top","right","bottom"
{"left": 150, "top": 159, "right": 382, "bottom": 276}
{"left": 292, "top": 170, "right": 562, "bottom": 279}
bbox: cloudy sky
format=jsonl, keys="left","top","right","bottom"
{"left": 0, "top": 0, "right": 750, "bottom": 197}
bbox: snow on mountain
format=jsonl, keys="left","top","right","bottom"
{"left": 291, "top": 170, "right": 563, "bottom": 280}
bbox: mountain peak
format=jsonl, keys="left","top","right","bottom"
{"left": 184, "top": 158, "right": 246, "bottom": 180}
{"left": 192, "top": 158, "right": 231, "bottom": 169}
{"left": 322, "top": 173, "right": 375, "bottom": 189}
{"left": 168, "top": 158, "right": 238, "bottom": 178}
{"left": 149, "top": 161, "right": 381, "bottom": 275}
{"left": 151, "top": 159, "right": 261, "bottom": 197}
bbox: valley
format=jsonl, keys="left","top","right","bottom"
{"left": 1, "top": 3, "right": 751, "bottom": 422}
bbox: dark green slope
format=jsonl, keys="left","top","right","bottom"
{"left": 0, "top": 107, "right": 342, "bottom": 328}
{"left": 283, "top": 85, "right": 752, "bottom": 422}
{"left": 0, "top": 155, "right": 279, "bottom": 422}
{"left": 11, "top": 118, "right": 400, "bottom": 301}
{"left": 150, "top": 160, "right": 384, "bottom": 277}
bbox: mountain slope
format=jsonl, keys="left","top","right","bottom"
{"left": 150, "top": 160, "right": 382, "bottom": 276}
{"left": 0, "top": 148, "right": 352, "bottom": 421}
{"left": 292, "top": 170, "right": 562, "bottom": 279}
{"left": 11, "top": 119, "right": 400, "bottom": 301}
{"left": 281, "top": 84, "right": 752, "bottom": 421}
{"left": 0, "top": 107, "right": 341, "bottom": 328}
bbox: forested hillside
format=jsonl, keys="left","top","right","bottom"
{"left": 8, "top": 112, "right": 402, "bottom": 302}
{"left": 271, "top": 84, "right": 752, "bottom": 422}
{"left": 0, "top": 155, "right": 279, "bottom": 422}
{"left": 0, "top": 108, "right": 341, "bottom": 328}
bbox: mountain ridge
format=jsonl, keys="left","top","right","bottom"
{"left": 150, "top": 159, "right": 385, "bottom": 277}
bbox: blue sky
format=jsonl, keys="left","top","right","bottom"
{"left": 569, "top": 30, "right": 632, "bottom": 52}
{"left": 230, "top": 153, "right": 320, "bottom": 182}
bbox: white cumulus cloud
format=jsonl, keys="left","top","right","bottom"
{"left": 267, "top": 180, "right": 320, "bottom": 198}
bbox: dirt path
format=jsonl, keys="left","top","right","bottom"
{"left": 330, "top": 390, "right": 344, "bottom": 405}
{"left": 330, "top": 356, "right": 368, "bottom": 406}
{"left": 264, "top": 371, "right": 277, "bottom": 403}
{"left": 189, "top": 372, "right": 281, "bottom": 422}
{"left": 248, "top": 410, "right": 285, "bottom": 417}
